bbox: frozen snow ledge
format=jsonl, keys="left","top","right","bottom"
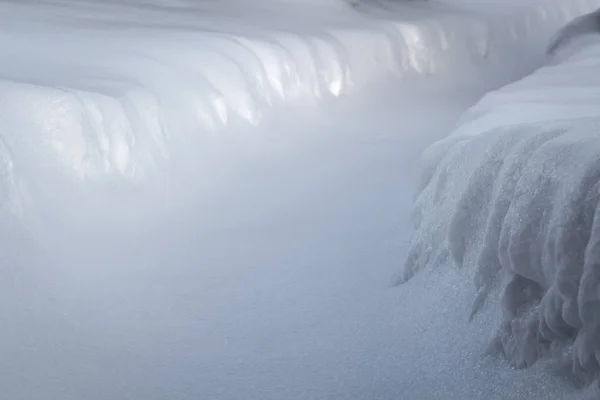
{"left": 0, "top": 0, "right": 597, "bottom": 186}
{"left": 402, "top": 13, "right": 600, "bottom": 388}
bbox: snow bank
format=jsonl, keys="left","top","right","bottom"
{"left": 0, "top": 0, "right": 595, "bottom": 188}
{"left": 403, "top": 13, "right": 600, "bottom": 386}
{"left": 4, "top": 1, "right": 600, "bottom": 398}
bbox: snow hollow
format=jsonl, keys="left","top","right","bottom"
{"left": 1, "top": 0, "right": 600, "bottom": 399}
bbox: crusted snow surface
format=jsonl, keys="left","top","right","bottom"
{"left": 404, "top": 16, "right": 600, "bottom": 389}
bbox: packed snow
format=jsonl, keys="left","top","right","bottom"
{"left": 2, "top": 0, "right": 600, "bottom": 399}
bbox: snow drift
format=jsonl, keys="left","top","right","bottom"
{"left": 3, "top": 0, "right": 600, "bottom": 398}
{"left": 403, "top": 10, "right": 600, "bottom": 386}
{"left": 0, "top": 0, "right": 593, "bottom": 183}
{"left": 0, "top": 0, "right": 596, "bottom": 239}
{"left": 547, "top": 7, "right": 600, "bottom": 55}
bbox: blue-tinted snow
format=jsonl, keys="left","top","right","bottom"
{"left": 406, "top": 5, "right": 600, "bottom": 395}
{"left": 1, "top": 0, "right": 599, "bottom": 399}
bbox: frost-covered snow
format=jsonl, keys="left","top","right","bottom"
{"left": 405, "top": 6, "right": 600, "bottom": 394}
{"left": 2, "top": 0, "right": 600, "bottom": 399}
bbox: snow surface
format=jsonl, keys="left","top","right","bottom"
{"left": 2, "top": 0, "right": 600, "bottom": 399}
{"left": 405, "top": 5, "right": 600, "bottom": 394}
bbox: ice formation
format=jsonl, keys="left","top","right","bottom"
{"left": 403, "top": 12, "right": 600, "bottom": 385}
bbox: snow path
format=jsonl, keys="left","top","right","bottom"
{"left": 1, "top": 1, "right": 599, "bottom": 399}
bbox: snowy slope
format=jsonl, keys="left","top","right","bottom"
{"left": 0, "top": 0, "right": 594, "bottom": 184}
{"left": 404, "top": 9, "right": 600, "bottom": 392}
{"left": 2, "top": 0, "right": 600, "bottom": 399}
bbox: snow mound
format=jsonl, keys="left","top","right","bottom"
{"left": 547, "top": 7, "right": 600, "bottom": 55}
{"left": 0, "top": 0, "right": 594, "bottom": 186}
{"left": 403, "top": 21, "right": 600, "bottom": 385}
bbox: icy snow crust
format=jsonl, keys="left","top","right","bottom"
{"left": 404, "top": 19, "right": 600, "bottom": 385}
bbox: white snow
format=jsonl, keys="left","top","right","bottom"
{"left": 405, "top": 6, "right": 600, "bottom": 393}
{"left": 1, "top": 0, "right": 593, "bottom": 185}
{"left": 2, "top": 0, "right": 600, "bottom": 399}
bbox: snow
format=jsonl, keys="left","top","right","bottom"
{"left": 405, "top": 6, "right": 600, "bottom": 394}
{"left": 2, "top": 0, "right": 600, "bottom": 399}
{"left": 2, "top": 0, "right": 595, "bottom": 182}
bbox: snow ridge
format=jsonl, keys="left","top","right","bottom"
{"left": 0, "top": 0, "right": 594, "bottom": 186}
{"left": 403, "top": 20, "right": 600, "bottom": 386}
{"left": 547, "top": 7, "right": 600, "bottom": 55}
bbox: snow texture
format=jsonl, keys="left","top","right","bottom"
{"left": 2, "top": 0, "right": 600, "bottom": 399}
{"left": 404, "top": 7, "right": 600, "bottom": 387}
{"left": 0, "top": 0, "right": 588, "bottom": 251}
{"left": 547, "top": 7, "right": 600, "bottom": 55}
{"left": 0, "top": 0, "right": 588, "bottom": 184}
